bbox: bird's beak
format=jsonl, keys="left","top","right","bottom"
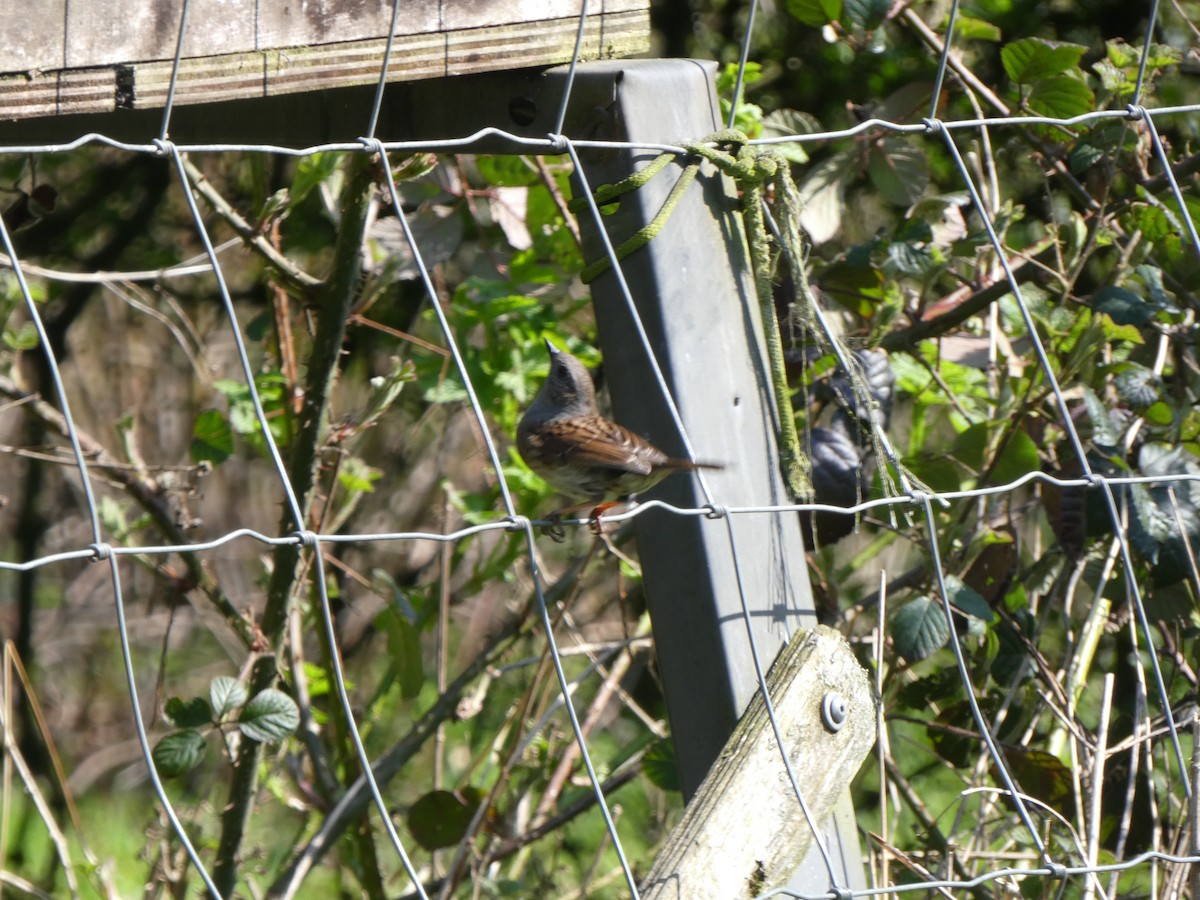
{"left": 544, "top": 338, "right": 560, "bottom": 356}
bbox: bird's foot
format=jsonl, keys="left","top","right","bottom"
{"left": 540, "top": 512, "right": 568, "bottom": 543}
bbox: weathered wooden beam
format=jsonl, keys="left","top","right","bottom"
{"left": 0, "top": 1, "right": 648, "bottom": 122}
{"left": 639, "top": 626, "right": 875, "bottom": 899}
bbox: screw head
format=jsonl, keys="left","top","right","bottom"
{"left": 821, "top": 692, "right": 847, "bottom": 732}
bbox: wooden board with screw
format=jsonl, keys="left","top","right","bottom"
{"left": 638, "top": 626, "right": 876, "bottom": 899}
{"left": 0, "top": 0, "right": 648, "bottom": 122}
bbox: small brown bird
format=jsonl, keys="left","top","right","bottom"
{"left": 517, "top": 339, "right": 721, "bottom": 528}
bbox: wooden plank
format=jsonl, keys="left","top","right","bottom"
{"left": 0, "top": 0, "right": 68, "bottom": 71}
{"left": 446, "top": 16, "right": 617, "bottom": 78}
{"left": 441, "top": 0, "right": 585, "bottom": 31}
{"left": 128, "top": 34, "right": 448, "bottom": 109}
{"left": 638, "top": 626, "right": 876, "bottom": 900}
{"left": 255, "top": 0, "right": 437, "bottom": 52}
{"left": 0, "top": 8, "right": 649, "bottom": 122}
{"left": 0, "top": 68, "right": 115, "bottom": 121}
{"left": 63, "top": 0, "right": 251, "bottom": 69}
{"left": 4, "top": 0, "right": 644, "bottom": 76}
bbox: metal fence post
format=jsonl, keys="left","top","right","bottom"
{"left": 548, "top": 59, "right": 867, "bottom": 892}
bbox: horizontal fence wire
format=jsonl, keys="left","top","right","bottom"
{"left": 0, "top": 0, "right": 1198, "bottom": 897}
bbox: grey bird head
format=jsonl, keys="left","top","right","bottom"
{"left": 526, "top": 339, "right": 598, "bottom": 422}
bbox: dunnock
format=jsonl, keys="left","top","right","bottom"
{"left": 517, "top": 339, "right": 720, "bottom": 531}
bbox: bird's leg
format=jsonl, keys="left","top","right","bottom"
{"left": 587, "top": 500, "right": 623, "bottom": 535}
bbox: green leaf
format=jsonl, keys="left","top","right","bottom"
{"left": 475, "top": 156, "right": 539, "bottom": 188}
{"left": 1001, "top": 38, "right": 1088, "bottom": 84}
{"left": 424, "top": 378, "right": 470, "bottom": 405}
{"left": 892, "top": 594, "right": 950, "bottom": 662}
{"left": 797, "top": 154, "right": 851, "bottom": 244}
{"left": 951, "top": 421, "right": 989, "bottom": 471}
{"left": 191, "top": 409, "right": 234, "bottom": 465}
{"left": 1068, "top": 142, "right": 1105, "bottom": 174}
{"left": 164, "top": 696, "right": 212, "bottom": 729}
{"left": 4, "top": 321, "right": 39, "bottom": 350}
{"left": 1082, "top": 387, "right": 1122, "bottom": 449}
{"left": 952, "top": 15, "right": 1001, "bottom": 41}
{"left": 1026, "top": 75, "right": 1094, "bottom": 119}
{"left": 930, "top": 700, "right": 977, "bottom": 767}
{"left": 291, "top": 152, "right": 342, "bottom": 207}
{"left": 1093, "top": 59, "right": 1132, "bottom": 97}
{"left": 378, "top": 606, "right": 425, "bottom": 700}
{"left": 1125, "top": 204, "right": 1172, "bottom": 242}
{"left": 337, "top": 456, "right": 382, "bottom": 494}
{"left": 407, "top": 788, "right": 484, "bottom": 850}
{"left": 152, "top": 730, "right": 207, "bottom": 777}
{"left": 238, "top": 689, "right": 300, "bottom": 743}
{"left": 210, "top": 676, "right": 248, "bottom": 718}
{"left": 867, "top": 138, "right": 929, "bottom": 207}
{"left": 991, "top": 428, "right": 1041, "bottom": 486}
{"left": 844, "top": 0, "right": 889, "bottom": 30}
{"left": 944, "top": 575, "right": 995, "bottom": 623}
{"left": 1144, "top": 401, "right": 1173, "bottom": 427}
{"left": 643, "top": 739, "right": 681, "bottom": 792}
{"left": 785, "top": 0, "right": 841, "bottom": 27}
{"left": 1114, "top": 365, "right": 1160, "bottom": 409}
{"left": 716, "top": 61, "right": 763, "bottom": 94}
{"left": 1007, "top": 747, "right": 1073, "bottom": 809}
{"left": 760, "top": 109, "right": 821, "bottom": 164}
{"left": 1094, "top": 285, "right": 1152, "bottom": 326}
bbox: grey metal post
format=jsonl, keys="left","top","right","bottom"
{"left": 548, "top": 59, "right": 866, "bottom": 892}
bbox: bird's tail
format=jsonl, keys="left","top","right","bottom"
{"left": 667, "top": 459, "right": 725, "bottom": 471}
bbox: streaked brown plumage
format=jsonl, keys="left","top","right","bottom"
{"left": 517, "top": 339, "right": 720, "bottom": 519}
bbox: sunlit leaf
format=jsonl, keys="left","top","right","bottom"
{"left": 797, "top": 154, "right": 851, "bottom": 244}
{"left": 152, "top": 730, "right": 207, "bottom": 778}
{"left": 892, "top": 595, "right": 950, "bottom": 662}
{"left": 1026, "top": 75, "right": 1094, "bottom": 119}
{"left": 290, "top": 152, "right": 342, "bottom": 207}
{"left": 1082, "top": 387, "right": 1122, "bottom": 449}
{"left": 944, "top": 575, "right": 995, "bottom": 623}
{"left": 991, "top": 428, "right": 1041, "bottom": 486}
{"left": 1144, "top": 401, "right": 1173, "bottom": 427}
{"left": 867, "top": 138, "right": 929, "bottom": 207}
{"left": 760, "top": 109, "right": 821, "bottom": 164}
{"left": 785, "top": 0, "right": 842, "bottom": 27}
{"left": 1001, "top": 38, "right": 1087, "bottom": 84}
{"left": 238, "top": 689, "right": 300, "bottom": 743}
{"left": 210, "top": 676, "right": 247, "bottom": 718}
{"left": 953, "top": 15, "right": 1001, "bottom": 41}
{"left": 1114, "top": 365, "right": 1160, "bottom": 409}
{"left": 191, "top": 409, "right": 234, "bottom": 466}
{"left": 338, "top": 456, "right": 382, "bottom": 494}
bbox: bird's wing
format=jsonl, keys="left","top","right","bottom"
{"left": 537, "top": 418, "right": 660, "bottom": 475}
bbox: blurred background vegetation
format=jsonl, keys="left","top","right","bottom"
{"left": 2, "top": 0, "right": 1200, "bottom": 896}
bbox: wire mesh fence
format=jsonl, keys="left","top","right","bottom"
{"left": 1, "top": 0, "right": 1199, "bottom": 897}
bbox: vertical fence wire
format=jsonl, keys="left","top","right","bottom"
{"left": 0, "top": 0, "right": 1198, "bottom": 896}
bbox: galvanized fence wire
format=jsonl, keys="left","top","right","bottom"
{"left": 0, "top": 0, "right": 1198, "bottom": 897}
